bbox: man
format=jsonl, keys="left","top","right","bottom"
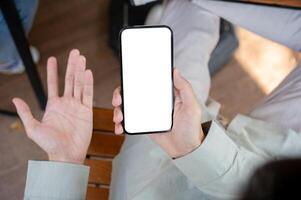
{"left": 15, "top": 0, "right": 301, "bottom": 200}
{"left": 111, "top": 1, "right": 301, "bottom": 199}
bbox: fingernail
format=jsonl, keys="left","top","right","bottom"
{"left": 72, "top": 49, "right": 80, "bottom": 54}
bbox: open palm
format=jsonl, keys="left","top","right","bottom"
{"left": 13, "top": 49, "right": 94, "bottom": 164}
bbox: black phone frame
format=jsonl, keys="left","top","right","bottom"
{"left": 119, "top": 25, "right": 174, "bottom": 135}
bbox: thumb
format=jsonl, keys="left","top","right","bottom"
{"left": 173, "top": 69, "right": 197, "bottom": 105}
{"left": 12, "top": 98, "right": 39, "bottom": 135}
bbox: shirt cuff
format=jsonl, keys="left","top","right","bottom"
{"left": 173, "top": 120, "right": 238, "bottom": 186}
{"left": 24, "top": 160, "right": 89, "bottom": 200}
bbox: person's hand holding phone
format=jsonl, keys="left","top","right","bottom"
{"left": 112, "top": 69, "right": 205, "bottom": 158}
{"left": 13, "top": 49, "right": 94, "bottom": 164}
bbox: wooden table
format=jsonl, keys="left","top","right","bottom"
{"left": 239, "top": 0, "right": 301, "bottom": 8}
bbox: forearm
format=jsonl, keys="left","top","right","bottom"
{"left": 173, "top": 120, "right": 266, "bottom": 199}
{"left": 172, "top": 117, "right": 301, "bottom": 199}
{"left": 24, "top": 161, "right": 89, "bottom": 200}
{"left": 193, "top": 0, "right": 301, "bottom": 51}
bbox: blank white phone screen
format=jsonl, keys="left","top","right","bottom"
{"left": 121, "top": 26, "right": 173, "bottom": 134}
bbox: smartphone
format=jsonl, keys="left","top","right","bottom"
{"left": 119, "top": 25, "right": 174, "bottom": 135}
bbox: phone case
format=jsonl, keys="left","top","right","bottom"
{"left": 119, "top": 25, "right": 174, "bottom": 135}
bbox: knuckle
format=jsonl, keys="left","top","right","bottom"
{"left": 66, "top": 74, "right": 74, "bottom": 82}
{"left": 74, "top": 79, "right": 82, "bottom": 87}
{"left": 85, "top": 90, "right": 93, "bottom": 97}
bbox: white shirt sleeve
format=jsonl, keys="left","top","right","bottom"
{"left": 173, "top": 120, "right": 301, "bottom": 199}
{"left": 24, "top": 161, "right": 89, "bottom": 200}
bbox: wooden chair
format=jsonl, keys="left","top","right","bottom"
{"left": 86, "top": 108, "right": 125, "bottom": 200}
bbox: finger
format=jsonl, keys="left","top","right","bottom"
{"left": 74, "top": 55, "right": 86, "bottom": 100}
{"left": 64, "top": 49, "right": 80, "bottom": 97}
{"left": 173, "top": 88, "right": 181, "bottom": 104}
{"left": 173, "top": 69, "right": 196, "bottom": 105}
{"left": 12, "top": 98, "right": 40, "bottom": 135}
{"left": 112, "top": 87, "right": 122, "bottom": 107}
{"left": 47, "top": 57, "right": 59, "bottom": 98}
{"left": 83, "top": 70, "right": 94, "bottom": 108}
{"left": 115, "top": 123, "right": 124, "bottom": 135}
{"left": 113, "top": 107, "right": 123, "bottom": 123}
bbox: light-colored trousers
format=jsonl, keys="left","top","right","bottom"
{"left": 110, "top": 0, "right": 301, "bottom": 199}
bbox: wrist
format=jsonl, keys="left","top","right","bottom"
{"left": 48, "top": 154, "right": 85, "bottom": 165}
{"left": 173, "top": 128, "right": 205, "bottom": 159}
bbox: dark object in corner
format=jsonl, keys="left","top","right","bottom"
{"left": 241, "top": 159, "right": 301, "bottom": 200}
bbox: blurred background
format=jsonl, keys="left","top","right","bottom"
{"left": 0, "top": 0, "right": 300, "bottom": 199}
